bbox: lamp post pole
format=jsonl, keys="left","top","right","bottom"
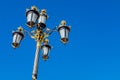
{"left": 12, "top": 6, "right": 71, "bottom": 80}
{"left": 32, "top": 41, "right": 41, "bottom": 80}
{"left": 32, "top": 29, "right": 43, "bottom": 80}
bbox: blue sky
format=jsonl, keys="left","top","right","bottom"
{"left": 0, "top": 0, "right": 120, "bottom": 80}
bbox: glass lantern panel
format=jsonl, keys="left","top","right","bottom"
{"left": 32, "top": 13, "right": 38, "bottom": 22}
{"left": 59, "top": 28, "right": 69, "bottom": 39}
{"left": 38, "top": 15, "right": 46, "bottom": 24}
{"left": 27, "top": 12, "right": 38, "bottom": 22}
{"left": 42, "top": 46, "right": 49, "bottom": 55}
{"left": 59, "top": 28, "right": 65, "bottom": 38}
{"left": 65, "top": 28, "right": 69, "bottom": 38}
{"left": 16, "top": 34, "right": 22, "bottom": 43}
{"left": 13, "top": 33, "right": 22, "bottom": 43}
{"left": 13, "top": 33, "right": 17, "bottom": 42}
{"left": 27, "top": 13, "right": 32, "bottom": 22}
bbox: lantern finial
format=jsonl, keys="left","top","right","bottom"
{"left": 60, "top": 20, "right": 66, "bottom": 26}
{"left": 31, "top": 6, "right": 38, "bottom": 11}
{"left": 44, "top": 39, "right": 49, "bottom": 44}
{"left": 18, "top": 26, "right": 23, "bottom": 31}
{"left": 41, "top": 9, "right": 46, "bottom": 14}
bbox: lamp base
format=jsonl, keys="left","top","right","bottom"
{"left": 26, "top": 21, "right": 35, "bottom": 28}
{"left": 12, "top": 43, "right": 19, "bottom": 48}
{"left": 32, "top": 74, "right": 37, "bottom": 80}
{"left": 42, "top": 55, "right": 49, "bottom": 61}
{"left": 37, "top": 23, "right": 46, "bottom": 30}
{"left": 61, "top": 38, "right": 68, "bottom": 44}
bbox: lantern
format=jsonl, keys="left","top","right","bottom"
{"left": 37, "top": 9, "right": 48, "bottom": 30}
{"left": 26, "top": 6, "right": 39, "bottom": 28}
{"left": 12, "top": 27, "right": 24, "bottom": 48}
{"left": 58, "top": 20, "right": 70, "bottom": 44}
{"left": 41, "top": 44, "right": 51, "bottom": 60}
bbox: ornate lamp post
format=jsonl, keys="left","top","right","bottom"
{"left": 12, "top": 6, "right": 71, "bottom": 80}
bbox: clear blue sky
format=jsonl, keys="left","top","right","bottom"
{"left": 0, "top": 0, "right": 120, "bottom": 80}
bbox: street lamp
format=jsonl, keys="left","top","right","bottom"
{"left": 12, "top": 27, "right": 24, "bottom": 48}
{"left": 58, "top": 20, "right": 71, "bottom": 44}
{"left": 26, "top": 6, "right": 39, "bottom": 28}
{"left": 12, "top": 6, "right": 71, "bottom": 80}
{"left": 41, "top": 39, "right": 51, "bottom": 61}
{"left": 37, "top": 9, "right": 48, "bottom": 30}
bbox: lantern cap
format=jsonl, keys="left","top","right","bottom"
{"left": 17, "top": 26, "right": 24, "bottom": 34}
{"left": 44, "top": 39, "right": 49, "bottom": 44}
{"left": 12, "top": 32, "right": 24, "bottom": 39}
{"left": 58, "top": 25, "right": 70, "bottom": 32}
{"left": 18, "top": 26, "right": 23, "bottom": 31}
{"left": 26, "top": 9, "right": 39, "bottom": 17}
{"left": 40, "top": 9, "right": 48, "bottom": 19}
{"left": 31, "top": 6, "right": 38, "bottom": 11}
{"left": 41, "top": 9, "right": 46, "bottom": 14}
{"left": 60, "top": 20, "right": 66, "bottom": 26}
{"left": 41, "top": 44, "right": 51, "bottom": 49}
{"left": 58, "top": 20, "right": 70, "bottom": 32}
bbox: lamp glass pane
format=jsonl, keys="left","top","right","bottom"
{"left": 59, "top": 28, "right": 65, "bottom": 38}
{"left": 13, "top": 33, "right": 22, "bottom": 43}
{"left": 16, "top": 34, "right": 22, "bottom": 43}
{"left": 38, "top": 15, "right": 46, "bottom": 24}
{"left": 32, "top": 13, "right": 38, "bottom": 22}
{"left": 27, "top": 12, "right": 38, "bottom": 22}
{"left": 13, "top": 33, "right": 17, "bottom": 42}
{"left": 42, "top": 46, "right": 49, "bottom": 55}
{"left": 65, "top": 28, "right": 69, "bottom": 38}
{"left": 27, "top": 13, "right": 32, "bottom": 22}
{"left": 59, "top": 27, "right": 69, "bottom": 39}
